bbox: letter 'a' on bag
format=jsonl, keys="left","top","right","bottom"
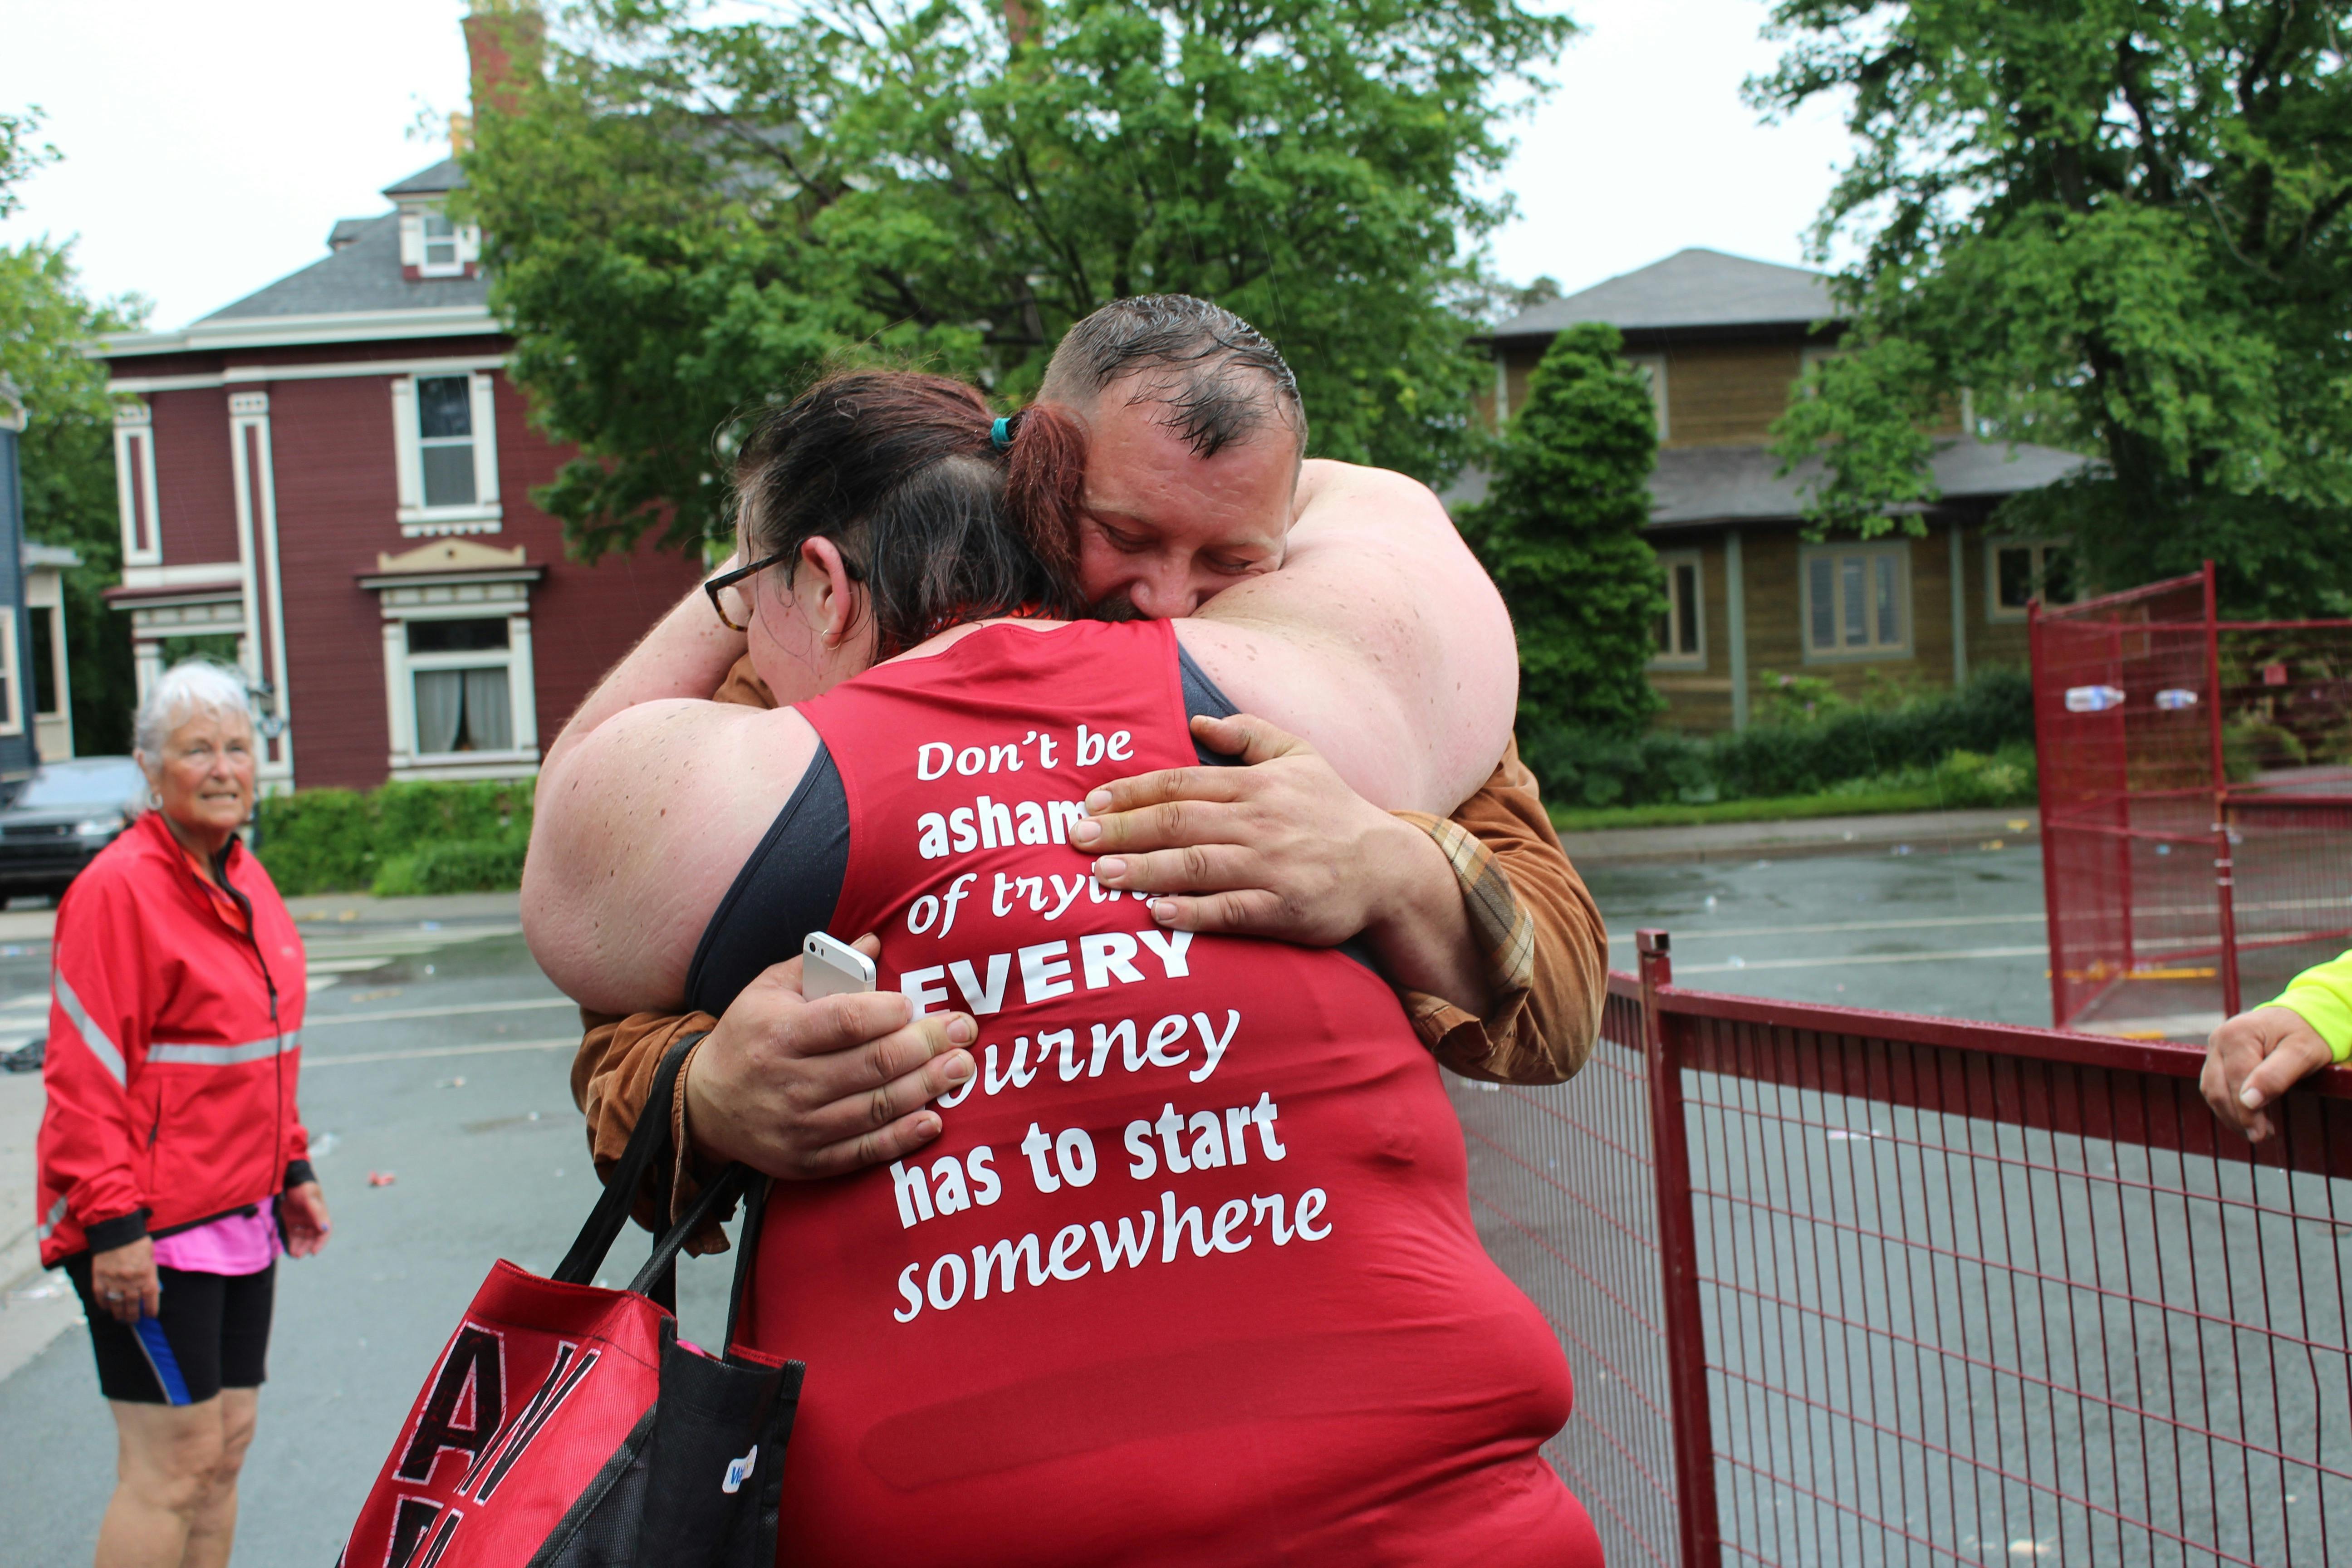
{"left": 338, "top": 1039, "right": 800, "bottom": 1568}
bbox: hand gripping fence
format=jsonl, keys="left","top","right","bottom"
{"left": 1454, "top": 931, "right": 2352, "bottom": 1567}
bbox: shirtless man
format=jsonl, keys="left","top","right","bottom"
{"left": 539, "top": 297, "right": 1605, "bottom": 1206}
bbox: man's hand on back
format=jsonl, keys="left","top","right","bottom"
{"left": 685, "top": 934, "right": 977, "bottom": 1179}
{"left": 1074, "top": 714, "right": 1490, "bottom": 1013}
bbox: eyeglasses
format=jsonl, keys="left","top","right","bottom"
{"left": 704, "top": 549, "right": 790, "bottom": 633}
{"left": 706, "top": 544, "right": 868, "bottom": 632}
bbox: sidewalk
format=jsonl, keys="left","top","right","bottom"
{"left": 0, "top": 887, "right": 523, "bottom": 946}
{"left": 1559, "top": 806, "right": 2038, "bottom": 866}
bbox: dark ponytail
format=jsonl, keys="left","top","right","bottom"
{"left": 730, "top": 372, "right": 1085, "bottom": 657}
{"left": 1002, "top": 402, "right": 1088, "bottom": 589}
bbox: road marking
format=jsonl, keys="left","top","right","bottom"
{"left": 303, "top": 996, "right": 577, "bottom": 1029}
{"left": 304, "top": 1038, "right": 577, "bottom": 1067}
{"left": 1676, "top": 945, "right": 2048, "bottom": 975}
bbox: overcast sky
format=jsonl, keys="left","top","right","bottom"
{"left": 0, "top": 0, "right": 1857, "bottom": 332}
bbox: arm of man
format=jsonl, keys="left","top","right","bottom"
{"left": 1080, "top": 718, "right": 1607, "bottom": 1083}
{"left": 1182, "top": 460, "right": 1519, "bottom": 816}
{"left": 2202, "top": 949, "right": 2352, "bottom": 1142}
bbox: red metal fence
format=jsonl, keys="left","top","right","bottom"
{"left": 1457, "top": 934, "right": 2352, "bottom": 1566}
{"left": 2033, "top": 564, "right": 2352, "bottom": 1033}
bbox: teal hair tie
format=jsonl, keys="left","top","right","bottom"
{"left": 991, "top": 415, "right": 1014, "bottom": 451}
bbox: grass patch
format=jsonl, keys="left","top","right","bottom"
{"left": 1549, "top": 743, "right": 2037, "bottom": 832}
{"left": 1555, "top": 785, "right": 1975, "bottom": 832}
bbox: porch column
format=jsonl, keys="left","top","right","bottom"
{"left": 1949, "top": 522, "right": 1969, "bottom": 688}
{"left": 1725, "top": 529, "right": 1749, "bottom": 730}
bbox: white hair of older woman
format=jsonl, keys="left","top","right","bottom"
{"left": 133, "top": 658, "right": 257, "bottom": 761}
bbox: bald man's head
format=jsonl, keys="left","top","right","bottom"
{"left": 1040, "top": 296, "right": 1307, "bottom": 618}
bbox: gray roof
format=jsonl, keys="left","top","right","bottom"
{"left": 198, "top": 210, "right": 489, "bottom": 322}
{"left": 1492, "top": 248, "right": 1838, "bottom": 340}
{"left": 1649, "top": 438, "right": 2092, "bottom": 525}
{"left": 23, "top": 542, "right": 81, "bottom": 570}
{"left": 1445, "top": 437, "right": 2093, "bottom": 524}
{"left": 382, "top": 157, "right": 466, "bottom": 196}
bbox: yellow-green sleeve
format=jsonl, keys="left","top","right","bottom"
{"left": 2268, "top": 950, "right": 2352, "bottom": 1063}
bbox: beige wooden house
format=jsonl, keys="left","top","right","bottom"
{"left": 1466, "top": 249, "right": 2087, "bottom": 732}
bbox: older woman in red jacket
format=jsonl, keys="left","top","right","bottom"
{"left": 37, "top": 658, "right": 330, "bottom": 1568}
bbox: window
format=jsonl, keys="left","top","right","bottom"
{"left": 1651, "top": 550, "right": 1704, "bottom": 667}
{"left": 417, "top": 377, "right": 478, "bottom": 508}
{"left": 404, "top": 209, "right": 475, "bottom": 279}
{"left": 1625, "top": 353, "right": 1670, "bottom": 439}
{"left": 368, "top": 548, "right": 542, "bottom": 780}
{"left": 0, "top": 608, "right": 21, "bottom": 736}
{"left": 1989, "top": 538, "right": 2078, "bottom": 621}
{"left": 1802, "top": 543, "right": 1911, "bottom": 659}
{"left": 29, "top": 607, "right": 57, "bottom": 717}
{"left": 392, "top": 372, "right": 502, "bottom": 530}
{"left": 407, "top": 618, "right": 514, "bottom": 754}
{"left": 422, "top": 212, "right": 462, "bottom": 271}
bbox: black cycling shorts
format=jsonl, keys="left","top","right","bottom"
{"left": 64, "top": 1255, "right": 274, "bottom": 1406}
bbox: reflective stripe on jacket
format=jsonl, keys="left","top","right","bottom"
{"left": 36, "top": 810, "right": 308, "bottom": 1266}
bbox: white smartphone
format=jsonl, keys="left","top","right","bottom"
{"left": 802, "top": 931, "right": 877, "bottom": 1000}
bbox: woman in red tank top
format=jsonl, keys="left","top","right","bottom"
{"left": 545, "top": 372, "right": 1603, "bottom": 1566}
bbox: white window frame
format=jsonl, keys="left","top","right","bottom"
{"left": 1986, "top": 536, "right": 2078, "bottom": 622}
{"left": 397, "top": 207, "right": 482, "bottom": 278}
{"left": 114, "top": 401, "right": 162, "bottom": 566}
{"left": 380, "top": 595, "right": 539, "bottom": 781}
{"left": 392, "top": 372, "right": 503, "bottom": 534}
{"left": 1650, "top": 549, "right": 1705, "bottom": 669}
{"left": 1625, "top": 353, "right": 1669, "bottom": 439}
{"left": 1800, "top": 541, "right": 1913, "bottom": 662}
{"left": 0, "top": 607, "right": 24, "bottom": 737}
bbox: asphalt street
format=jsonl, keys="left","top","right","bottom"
{"left": 1583, "top": 834, "right": 2067, "bottom": 1029}
{"left": 0, "top": 836, "right": 2266, "bottom": 1564}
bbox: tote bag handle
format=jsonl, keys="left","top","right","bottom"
{"left": 551, "top": 1034, "right": 774, "bottom": 1345}
{"left": 554, "top": 1034, "right": 707, "bottom": 1287}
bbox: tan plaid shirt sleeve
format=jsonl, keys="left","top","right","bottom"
{"left": 1390, "top": 737, "right": 1608, "bottom": 1085}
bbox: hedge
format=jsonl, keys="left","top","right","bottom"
{"left": 253, "top": 780, "right": 533, "bottom": 897}
{"left": 1519, "top": 666, "right": 2036, "bottom": 810}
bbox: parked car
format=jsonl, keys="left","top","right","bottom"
{"left": 0, "top": 757, "right": 146, "bottom": 902}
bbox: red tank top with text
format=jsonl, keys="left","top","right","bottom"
{"left": 755, "top": 619, "right": 1601, "bottom": 1567}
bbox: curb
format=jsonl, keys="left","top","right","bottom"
{"left": 1560, "top": 808, "right": 2039, "bottom": 867}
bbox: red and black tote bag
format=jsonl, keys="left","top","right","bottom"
{"left": 339, "top": 1040, "right": 799, "bottom": 1568}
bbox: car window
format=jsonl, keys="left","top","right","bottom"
{"left": 8, "top": 760, "right": 144, "bottom": 810}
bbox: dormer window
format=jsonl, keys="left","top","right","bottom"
{"left": 421, "top": 212, "right": 464, "bottom": 274}
{"left": 397, "top": 205, "right": 479, "bottom": 279}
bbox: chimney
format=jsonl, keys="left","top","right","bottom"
{"left": 462, "top": 1, "right": 546, "bottom": 120}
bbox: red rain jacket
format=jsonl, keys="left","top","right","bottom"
{"left": 36, "top": 810, "right": 309, "bottom": 1267}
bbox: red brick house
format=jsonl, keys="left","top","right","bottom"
{"left": 98, "top": 156, "right": 702, "bottom": 792}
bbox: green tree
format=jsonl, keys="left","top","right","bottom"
{"left": 1456, "top": 321, "right": 1664, "bottom": 740}
{"left": 462, "top": 0, "right": 1576, "bottom": 558}
{"left": 1751, "top": 1, "right": 2352, "bottom": 614}
{"left": 2, "top": 108, "right": 146, "bottom": 753}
